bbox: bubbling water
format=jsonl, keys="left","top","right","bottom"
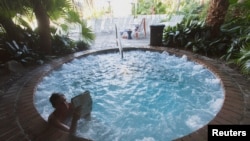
{"left": 34, "top": 50, "right": 224, "bottom": 141}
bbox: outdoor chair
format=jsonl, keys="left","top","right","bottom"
{"left": 119, "top": 17, "right": 146, "bottom": 39}
{"left": 132, "top": 18, "right": 146, "bottom": 39}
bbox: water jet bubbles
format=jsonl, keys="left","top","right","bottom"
{"left": 193, "top": 64, "right": 204, "bottom": 71}
{"left": 162, "top": 51, "right": 169, "bottom": 55}
{"left": 181, "top": 55, "right": 188, "bottom": 61}
{"left": 34, "top": 50, "right": 224, "bottom": 141}
{"left": 135, "top": 137, "right": 156, "bottom": 141}
{"left": 185, "top": 115, "right": 204, "bottom": 130}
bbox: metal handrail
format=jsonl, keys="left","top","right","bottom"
{"left": 115, "top": 24, "right": 123, "bottom": 59}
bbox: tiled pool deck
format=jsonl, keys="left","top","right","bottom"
{"left": 0, "top": 33, "right": 250, "bottom": 141}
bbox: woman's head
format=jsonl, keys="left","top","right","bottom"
{"left": 49, "top": 93, "right": 69, "bottom": 111}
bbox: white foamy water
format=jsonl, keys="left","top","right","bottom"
{"left": 34, "top": 50, "right": 224, "bottom": 141}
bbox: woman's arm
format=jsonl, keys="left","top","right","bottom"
{"left": 69, "top": 107, "right": 81, "bottom": 134}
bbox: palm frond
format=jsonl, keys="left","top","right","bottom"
{"left": 0, "top": 0, "right": 30, "bottom": 17}
{"left": 45, "top": 0, "right": 73, "bottom": 20}
{"left": 234, "top": 44, "right": 250, "bottom": 74}
{"left": 65, "top": 10, "right": 81, "bottom": 23}
{"left": 80, "top": 21, "right": 95, "bottom": 44}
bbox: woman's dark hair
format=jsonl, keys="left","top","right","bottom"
{"left": 49, "top": 93, "right": 63, "bottom": 108}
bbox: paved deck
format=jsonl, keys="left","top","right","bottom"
{"left": 0, "top": 33, "right": 250, "bottom": 141}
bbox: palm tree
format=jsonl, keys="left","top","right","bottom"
{"left": 33, "top": 0, "right": 52, "bottom": 54}
{"left": 0, "top": 1, "right": 29, "bottom": 41}
{"left": 0, "top": 0, "right": 94, "bottom": 54}
{"left": 0, "top": 0, "right": 52, "bottom": 54}
{"left": 205, "top": 0, "right": 230, "bottom": 36}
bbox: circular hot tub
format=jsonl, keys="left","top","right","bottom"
{"left": 34, "top": 48, "right": 224, "bottom": 141}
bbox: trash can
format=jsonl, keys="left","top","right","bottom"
{"left": 150, "top": 24, "right": 165, "bottom": 46}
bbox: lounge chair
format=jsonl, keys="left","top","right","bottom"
{"left": 133, "top": 18, "right": 146, "bottom": 39}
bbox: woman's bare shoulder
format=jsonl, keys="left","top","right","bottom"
{"left": 48, "top": 112, "right": 56, "bottom": 123}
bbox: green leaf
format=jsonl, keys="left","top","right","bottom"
{"left": 229, "top": 0, "right": 238, "bottom": 5}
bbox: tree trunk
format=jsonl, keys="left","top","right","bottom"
{"left": 33, "top": 1, "right": 52, "bottom": 54}
{"left": 205, "top": 0, "right": 229, "bottom": 36}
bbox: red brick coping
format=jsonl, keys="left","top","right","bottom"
{"left": 1, "top": 47, "right": 249, "bottom": 141}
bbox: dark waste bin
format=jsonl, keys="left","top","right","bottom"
{"left": 150, "top": 24, "right": 165, "bottom": 46}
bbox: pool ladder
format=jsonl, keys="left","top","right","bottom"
{"left": 115, "top": 24, "right": 124, "bottom": 59}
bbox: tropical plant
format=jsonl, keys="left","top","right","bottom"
{"left": 52, "top": 35, "right": 76, "bottom": 55}
{"left": 0, "top": 0, "right": 95, "bottom": 55}
{"left": 0, "top": 1, "right": 28, "bottom": 42}
{"left": 60, "top": 9, "right": 95, "bottom": 44}
{"left": 233, "top": 44, "right": 250, "bottom": 75}
{"left": 162, "top": 0, "right": 250, "bottom": 76}
{"left": 1, "top": 29, "right": 43, "bottom": 65}
{"left": 162, "top": 16, "right": 230, "bottom": 57}
{"left": 163, "top": 16, "right": 205, "bottom": 48}
{"left": 177, "top": 0, "right": 202, "bottom": 15}
{"left": 136, "top": 0, "right": 166, "bottom": 15}
{"left": 4, "top": 40, "right": 42, "bottom": 65}
{"left": 220, "top": 22, "right": 250, "bottom": 61}
{"left": 220, "top": 0, "right": 250, "bottom": 60}
{"left": 225, "top": 0, "right": 250, "bottom": 22}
